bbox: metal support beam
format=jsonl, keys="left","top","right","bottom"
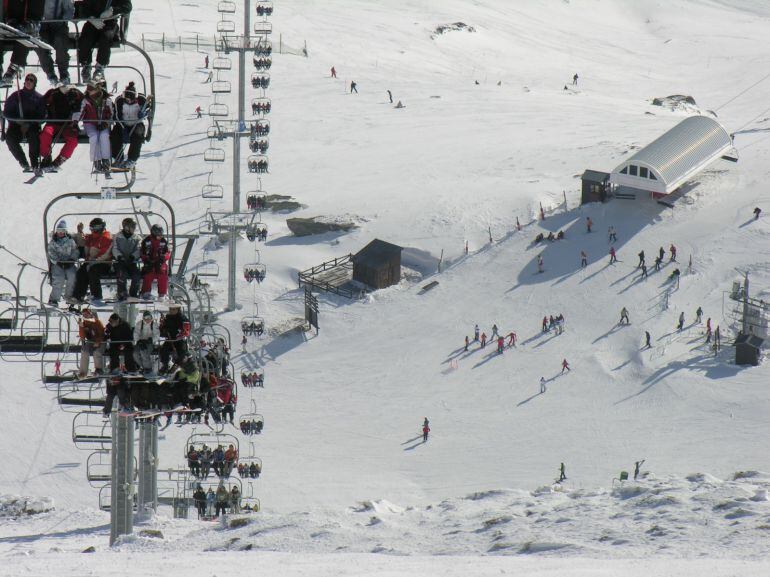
{"left": 226, "top": 0, "right": 252, "bottom": 311}
{"left": 110, "top": 413, "right": 135, "bottom": 546}
{"left": 136, "top": 421, "right": 158, "bottom": 520}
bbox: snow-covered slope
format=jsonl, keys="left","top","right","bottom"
{"left": 1, "top": 0, "right": 770, "bottom": 574}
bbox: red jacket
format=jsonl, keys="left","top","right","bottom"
{"left": 140, "top": 235, "right": 170, "bottom": 273}
{"left": 84, "top": 231, "right": 113, "bottom": 262}
{"left": 80, "top": 94, "right": 114, "bottom": 130}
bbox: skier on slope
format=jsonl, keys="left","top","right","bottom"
{"left": 669, "top": 244, "right": 677, "bottom": 262}
{"left": 609, "top": 246, "right": 617, "bottom": 264}
{"left": 540, "top": 377, "right": 546, "bottom": 393}
{"left": 695, "top": 306, "right": 703, "bottom": 324}
{"left": 561, "top": 358, "right": 571, "bottom": 373}
{"left": 619, "top": 307, "right": 630, "bottom": 325}
{"left": 677, "top": 311, "right": 685, "bottom": 331}
{"left": 644, "top": 331, "right": 651, "bottom": 349}
{"left": 559, "top": 462, "right": 567, "bottom": 481}
{"left": 422, "top": 422, "right": 430, "bottom": 442}
{"left": 474, "top": 324, "right": 480, "bottom": 341}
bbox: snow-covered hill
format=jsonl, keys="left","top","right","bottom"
{"left": 1, "top": 0, "right": 770, "bottom": 574}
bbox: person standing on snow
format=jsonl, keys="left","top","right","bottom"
{"left": 561, "top": 358, "right": 570, "bottom": 373}
{"left": 507, "top": 331, "right": 517, "bottom": 347}
{"left": 474, "top": 324, "right": 480, "bottom": 341}
{"left": 491, "top": 324, "right": 499, "bottom": 339}
{"left": 659, "top": 246, "right": 665, "bottom": 262}
{"left": 654, "top": 254, "right": 662, "bottom": 272}
{"left": 330, "top": 66, "right": 337, "bottom": 78}
{"left": 580, "top": 250, "right": 587, "bottom": 268}
{"left": 669, "top": 244, "right": 677, "bottom": 262}
{"left": 619, "top": 307, "right": 630, "bottom": 325}
{"left": 559, "top": 462, "right": 567, "bottom": 481}
{"left": 640, "top": 264, "right": 648, "bottom": 279}
{"left": 573, "top": 73, "right": 578, "bottom": 85}
{"left": 464, "top": 335, "right": 469, "bottom": 352}
{"left": 542, "top": 316, "right": 549, "bottom": 333}
{"left": 634, "top": 460, "right": 645, "bottom": 480}
{"left": 586, "top": 217, "right": 593, "bottom": 233}
{"left": 677, "top": 311, "right": 685, "bottom": 331}
{"left": 387, "top": 89, "right": 393, "bottom": 103}
{"left": 540, "top": 377, "right": 546, "bottom": 394}
{"left": 497, "top": 336, "right": 504, "bottom": 354}
{"left": 609, "top": 246, "right": 617, "bottom": 264}
{"left": 637, "top": 250, "right": 645, "bottom": 268}
{"left": 538, "top": 254, "right": 544, "bottom": 273}
{"left": 422, "top": 422, "right": 430, "bottom": 442}
{"left": 644, "top": 331, "right": 651, "bottom": 349}
{"left": 695, "top": 306, "right": 703, "bottom": 324}
{"left": 608, "top": 226, "right": 617, "bottom": 243}
{"left": 753, "top": 207, "right": 761, "bottom": 220}
{"left": 480, "top": 332, "right": 487, "bottom": 348}
{"left": 350, "top": 80, "right": 358, "bottom": 93}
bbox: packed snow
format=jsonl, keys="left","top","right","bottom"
{"left": 1, "top": 0, "right": 770, "bottom": 575}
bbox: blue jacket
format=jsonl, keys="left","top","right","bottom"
{"left": 3, "top": 88, "right": 46, "bottom": 124}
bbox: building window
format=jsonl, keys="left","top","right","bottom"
{"left": 620, "top": 167, "right": 628, "bottom": 174}
{"left": 629, "top": 165, "right": 638, "bottom": 176}
{"left": 649, "top": 172, "right": 657, "bottom": 180}
{"left": 640, "top": 167, "right": 648, "bottom": 178}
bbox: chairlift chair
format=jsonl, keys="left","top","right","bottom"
{"left": 201, "top": 183, "right": 224, "bottom": 199}
{"left": 218, "top": 0, "right": 236, "bottom": 13}
{"left": 253, "top": 21, "right": 273, "bottom": 35}
{"left": 217, "top": 20, "right": 236, "bottom": 33}
{"left": 203, "top": 147, "right": 226, "bottom": 163}
{"left": 253, "top": 40, "right": 272, "bottom": 57}
{"left": 212, "top": 57, "right": 232, "bottom": 70}
{"left": 247, "top": 154, "right": 268, "bottom": 174}
{"left": 256, "top": 1, "right": 274, "bottom": 17}
{"left": 252, "top": 55, "right": 272, "bottom": 71}
{"left": 206, "top": 124, "right": 224, "bottom": 140}
{"left": 243, "top": 263, "right": 266, "bottom": 283}
{"left": 249, "top": 138, "right": 269, "bottom": 153}
{"left": 240, "top": 368, "right": 264, "bottom": 388}
{"left": 246, "top": 192, "right": 267, "bottom": 211}
{"left": 250, "top": 97, "right": 271, "bottom": 116}
{"left": 237, "top": 456, "right": 262, "bottom": 479}
{"left": 211, "top": 80, "right": 232, "bottom": 94}
{"left": 238, "top": 399, "right": 265, "bottom": 436}
{"left": 208, "top": 103, "right": 229, "bottom": 117}
{"left": 240, "top": 314, "right": 265, "bottom": 337}
{"left": 250, "top": 72, "right": 270, "bottom": 89}
{"left": 250, "top": 119, "right": 270, "bottom": 137}
{"left": 240, "top": 482, "right": 260, "bottom": 512}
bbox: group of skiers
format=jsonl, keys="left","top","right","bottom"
{"left": 464, "top": 323, "right": 517, "bottom": 354}
{"left": 4, "top": 76, "right": 149, "bottom": 176}
{"left": 240, "top": 371, "right": 264, "bottom": 388}
{"left": 78, "top": 302, "right": 190, "bottom": 378}
{"left": 1, "top": 0, "right": 132, "bottom": 89}
{"left": 187, "top": 443, "right": 238, "bottom": 479}
{"left": 192, "top": 483, "right": 241, "bottom": 519}
{"left": 47, "top": 217, "right": 169, "bottom": 307}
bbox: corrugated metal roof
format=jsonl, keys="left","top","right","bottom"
{"left": 616, "top": 116, "right": 732, "bottom": 192}
{"left": 353, "top": 239, "right": 403, "bottom": 267}
{"left": 581, "top": 170, "right": 610, "bottom": 182}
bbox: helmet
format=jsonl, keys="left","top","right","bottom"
{"left": 89, "top": 217, "right": 106, "bottom": 232}
{"left": 121, "top": 217, "right": 137, "bottom": 229}
{"left": 151, "top": 224, "right": 163, "bottom": 236}
{"left": 55, "top": 220, "right": 68, "bottom": 233}
{"left": 142, "top": 310, "right": 153, "bottom": 320}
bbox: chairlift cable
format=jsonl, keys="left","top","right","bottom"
{"left": 714, "top": 71, "right": 770, "bottom": 112}
{"left": 0, "top": 245, "right": 48, "bottom": 272}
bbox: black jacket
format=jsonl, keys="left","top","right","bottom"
{"left": 160, "top": 311, "right": 188, "bottom": 340}
{"left": 3, "top": 0, "right": 45, "bottom": 21}
{"left": 105, "top": 320, "right": 133, "bottom": 346}
{"left": 76, "top": 0, "right": 132, "bottom": 17}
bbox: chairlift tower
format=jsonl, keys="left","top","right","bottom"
{"left": 209, "top": 0, "right": 262, "bottom": 311}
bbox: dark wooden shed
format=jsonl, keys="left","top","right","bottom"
{"left": 352, "top": 239, "right": 403, "bottom": 290}
{"left": 581, "top": 169, "right": 610, "bottom": 204}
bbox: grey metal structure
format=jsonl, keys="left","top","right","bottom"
{"left": 136, "top": 421, "right": 158, "bottom": 520}
{"left": 109, "top": 413, "right": 135, "bottom": 546}
{"left": 610, "top": 116, "right": 734, "bottom": 195}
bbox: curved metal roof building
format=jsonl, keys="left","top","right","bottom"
{"left": 610, "top": 116, "right": 733, "bottom": 195}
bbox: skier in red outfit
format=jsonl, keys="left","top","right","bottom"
{"left": 561, "top": 358, "right": 571, "bottom": 373}
{"left": 422, "top": 423, "right": 430, "bottom": 442}
{"left": 140, "top": 224, "right": 170, "bottom": 300}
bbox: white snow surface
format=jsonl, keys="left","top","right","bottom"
{"left": 2, "top": 0, "right": 770, "bottom": 574}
